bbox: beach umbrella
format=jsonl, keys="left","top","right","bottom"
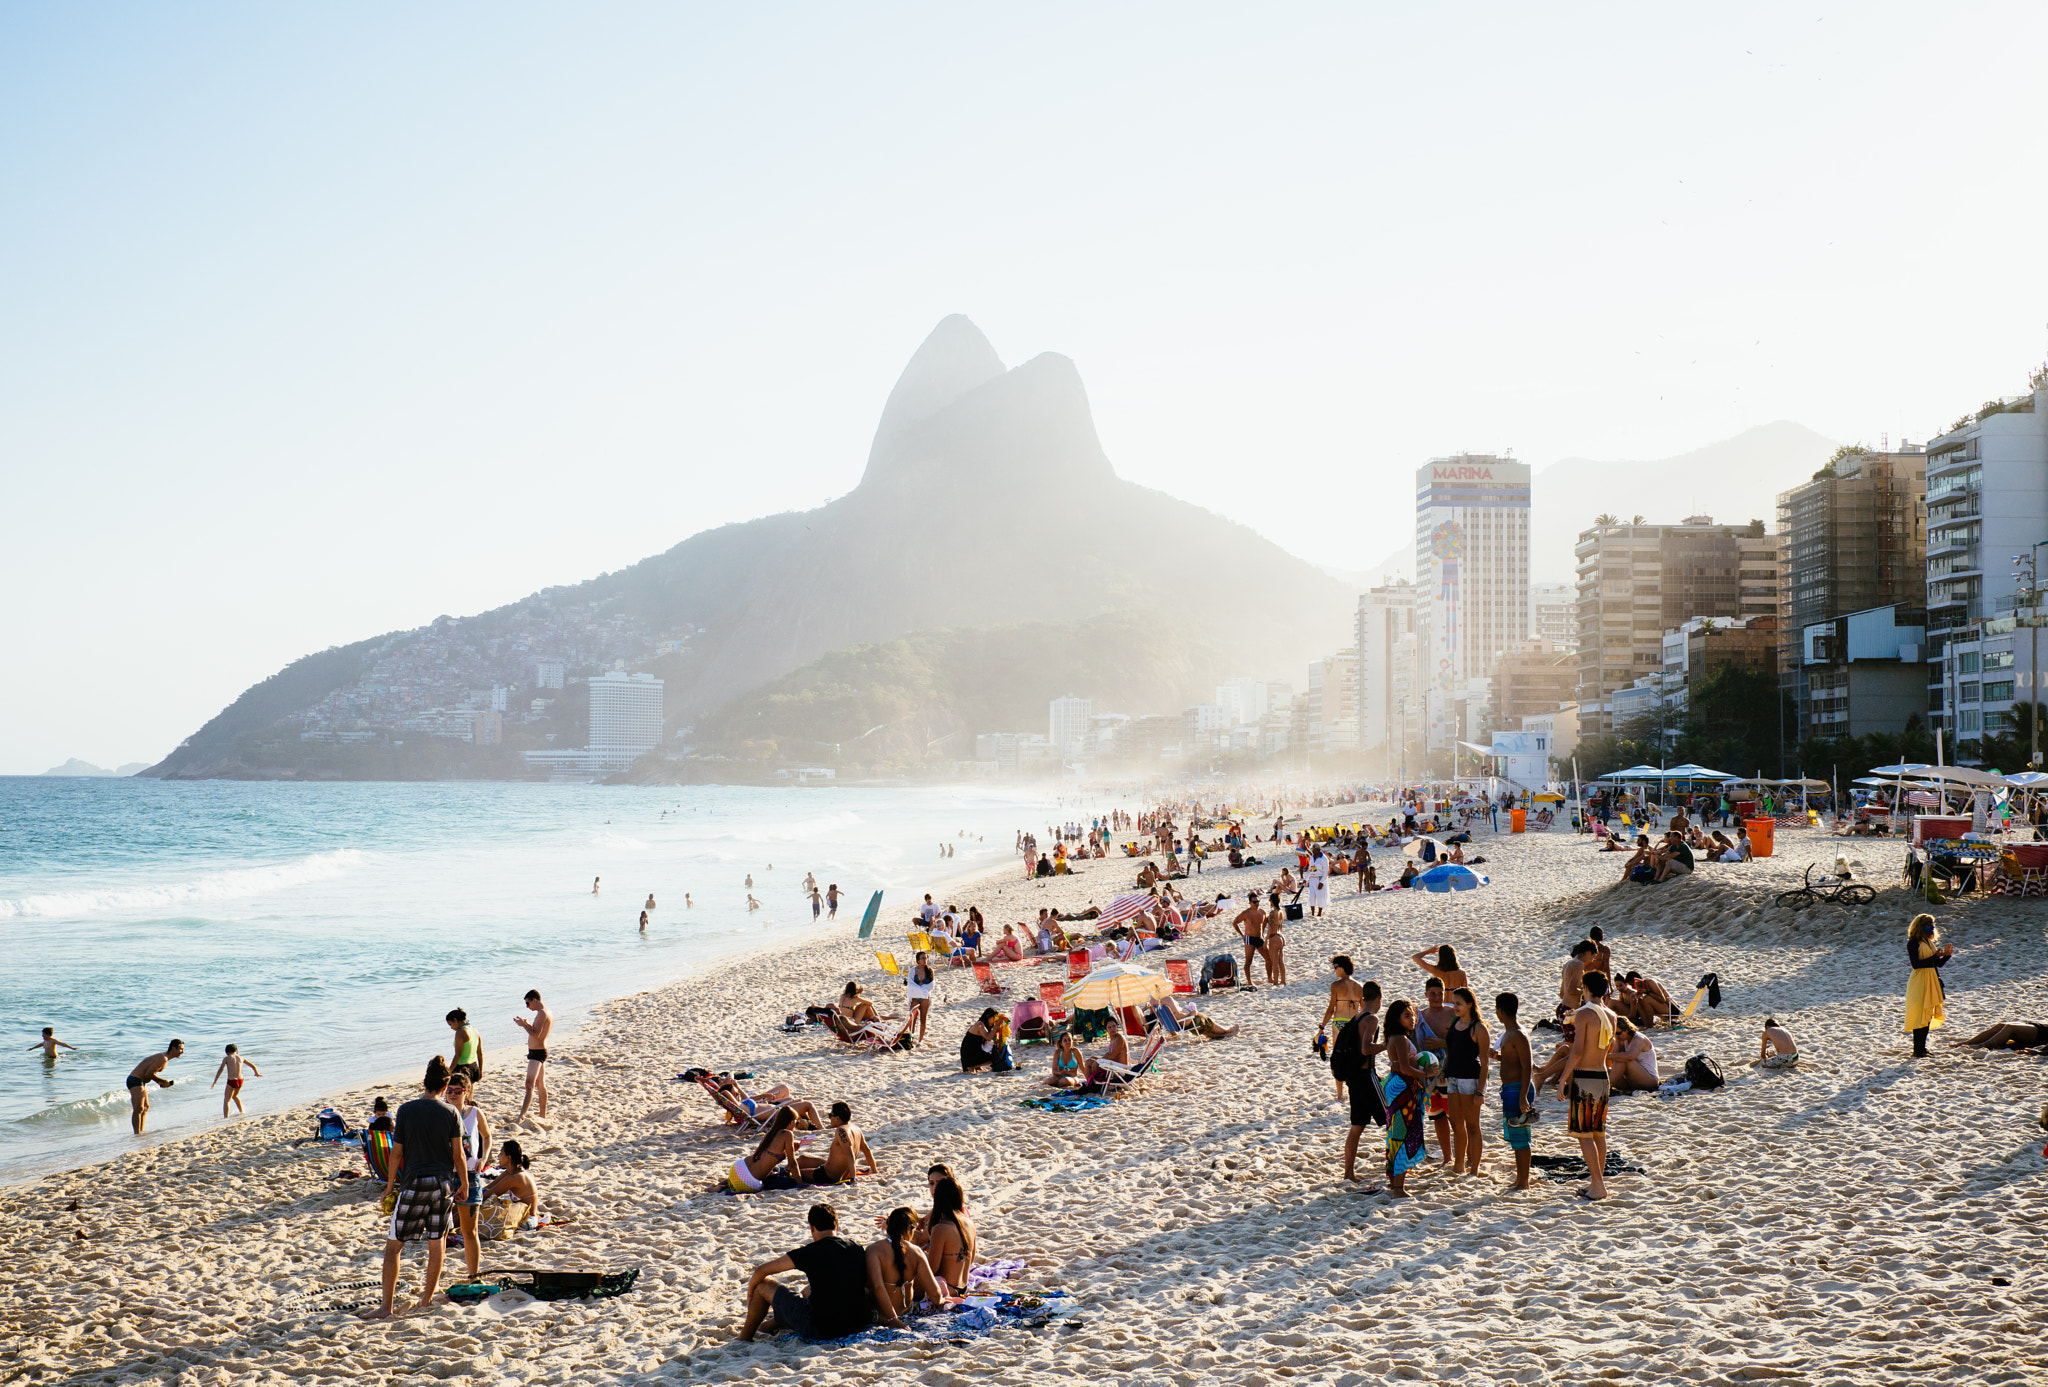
{"left": 1062, "top": 962, "right": 1173, "bottom": 1010}
{"left": 1413, "top": 863, "right": 1489, "bottom": 892}
{"left": 2003, "top": 771, "right": 2048, "bottom": 787}
{"left": 1402, "top": 837, "right": 1442, "bottom": 859}
{"left": 856, "top": 891, "right": 885, "bottom": 940}
{"left": 1867, "top": 763, "right": 1932, "bottom": 776}
{"left": 1094, "top": 892, "right": 1157, "bottom": 928}
{"left": 1852, "top": 777, "right": 1895, "bottom": 787}
{"left": 1609, "top": 765, "right": 1666, "bottom": 779}
{"left": 1663, "top": 764, "right": 1735, "bottom": 781}
{"left": 1905, "top": 766, "right": 2005, "bottom": 787}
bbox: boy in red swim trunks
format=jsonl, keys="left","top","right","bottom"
{"left": 211, "top": 1043, "right": 262, "bottom": 1117}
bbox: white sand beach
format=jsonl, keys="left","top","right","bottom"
{"left": 6, "top": 813, "right": 2046, "bottom": 1386}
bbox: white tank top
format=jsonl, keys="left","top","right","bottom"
{"left": 459, "top": 1106, "right": 482, "bottom": 1172}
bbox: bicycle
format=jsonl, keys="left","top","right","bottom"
{"left": 1776, "top": 863, "right": 1876, "bottom": 910}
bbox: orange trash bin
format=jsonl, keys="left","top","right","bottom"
{"left": 1510, "top": 808, "right": 1526, "bottom": 834}
{"left": 1744, "top": 818, "right": 1775, "bottom": 858}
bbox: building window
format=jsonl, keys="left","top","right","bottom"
{"left": 1958, "top": 710, "right": 1981, "bottom": 733}
{"left": 1960, "top": 682, "right": 1980, "bottom": 703}
{"left": 1984, "top": 680, "right": 2015, "bottom": 702}
{"left": 1955, "top": 652, "right": 1980, "bottom": 675}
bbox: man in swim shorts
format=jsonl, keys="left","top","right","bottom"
{"left": 1417, "top": 978, "right": 1457, "bottom": 1166}
{"left": 210, "top": 1043, "right": 262, "bottom": 1118}
{"left": 126, "top": 1039, "right": 184, "bottom": 1134}
{"left": 1759, "top": 1018, "right": 1800, "bottom": 1067}
{"left": 362, "top": 1056, "right": 468, "bottom": 1321}
{"left": 1558, "top": 972, "right": 1617, "bottom": 1199}
{"left": 515, "top": 989, "right": 552, "bottom": 1120}
{"left": 1495, "top": 992, "right": 1535, "bottom": 1189}
{"left": 797, "top": 1102, "right": 881, "bottom": 1185}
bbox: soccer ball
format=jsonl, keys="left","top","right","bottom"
{"left": 1411, "top": 1050, "right": 1441, "bottom": 1075}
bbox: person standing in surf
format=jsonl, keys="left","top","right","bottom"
{"left": 125, "top": 1039, "right": 184, "bottom": 1134}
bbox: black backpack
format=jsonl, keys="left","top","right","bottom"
{"left": 1329, "top": 1016, "right": 1365, "bottom": 1083}
{"left": 1683, "top": 1053, "right": 1724, "bottom": 1090}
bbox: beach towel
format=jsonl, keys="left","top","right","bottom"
{"left": 1529, "top": 1151, "right": 1646, "bottom": 1182}
{"left": 1019, "top": 1093, "right": 1112, "bottom": 1113}
{"left": 815, "top": 1290, "right": 1076, "bottom": 1346}
{"left": 1382, "top": 1073, "right": 1426, "bottom": 1178}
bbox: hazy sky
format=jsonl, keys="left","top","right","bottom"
{"left": 5, "top": 3, "right": 2047, "bottom": 772}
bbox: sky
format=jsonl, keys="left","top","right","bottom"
{"left": 4, "top": 3, "right": 2047, "bottom": 773}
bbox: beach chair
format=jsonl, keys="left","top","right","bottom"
{"left": 360, "top": 1128, "right": 394, "bottom": 1183}
{"left": 1068, "top": 950, "right": 1091, "bottom": 982}
{"left": 1096, "top": 1035, "right": 1167, "bottom": 1097}
{"left": 972, "top": 961, "right": 1007, "bottom": 996}
{"left": 695, "top": 1075, "right": 770, "bottom": 1134}
{"left": 1117, "top": 1004, "right": 1155, "bottom": 1039}
{"left": 875, "top": 951, "right": 902, "bottom": 976}
{"left": 1164, "top": 959, "right": 1195, "bottom": 993}
{"left": 1037, "top": 979, "right": 1070, "bottom": 1022}
{"left": 907, "top": 931, "right": 933, "bottom": 954}
{"left": 853, "top": 1017, "right": 915, "bottom": 1056}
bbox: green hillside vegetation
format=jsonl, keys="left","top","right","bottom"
{"left": 692, "top": 612, "right": 1234, "bottom": 771}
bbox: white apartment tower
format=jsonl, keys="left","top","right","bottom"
{"left": 1356, "top": 578, "right": 1419, "bottom": 770}
{"left": 1414, "top": 455, "right": 1531, "bottom": 749}
{"left": 1048, "top": 696, "right": 1093, "bottom": 759}
{"left": 587, "top": 671, "right": 665, "bottom": 754}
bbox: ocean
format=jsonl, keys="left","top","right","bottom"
{"left": 0, "top": 777, "right": 1070, "bottom": 1183}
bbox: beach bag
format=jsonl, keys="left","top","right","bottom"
{"left": 1630, "top": 866, "right": 1655, "bottom": 884}
{"left": 1683, "top": 1054, "right": 1724, "bottom": 1091}
{"left": 479, "top": 1197, "right": 530, "bottom": 1242}
{"left": 1284, "top": 901, "right": 1304, "bottom": 921}
{"left": 1329, "top": 1017, "right": 1365, "bottom": 1083}
{"left": 316, "top": 1108, "right": 348, "bottom": 1143}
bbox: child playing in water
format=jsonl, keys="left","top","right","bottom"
{"left": 210, "top": 1043, "right": 262, "bottom": 1116}
{"left": 29, "top": 1027, "right": 77, "bottom": 1059}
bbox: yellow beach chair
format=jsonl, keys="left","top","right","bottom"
{"left": 876, "top": 951, "right": 901, "bottom": 976}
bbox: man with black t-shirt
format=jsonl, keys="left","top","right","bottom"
{"left": 360, "top": 1057, "right": 467, "bottom": 1320}
{"left": 737, "top": 1203, "right": 872, "bottom": 1342}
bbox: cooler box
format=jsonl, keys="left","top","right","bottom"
{"left": 1744, "top": 818, "right": 1774, "bottom": 858}
{"left": 1912, "top": 815, "right": 1971, "bottom": 847}
{"left": 1510, "top": 808, "right": 1526, "bottom": 833}
{"left": 1734, "top": 800, "right": 1758, "bottom": 819}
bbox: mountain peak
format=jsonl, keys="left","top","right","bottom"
{"left": 866, "top": 316, "right": 1006, "bottom": 463}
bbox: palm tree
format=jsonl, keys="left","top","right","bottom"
{"left": 1630, "top": 514, "right": 1645, "bottom": 525}
{"left": 1594, "top": 512, "right": 1618, "bottom": 527}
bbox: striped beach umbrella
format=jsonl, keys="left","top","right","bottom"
{"left": 1095, "top": 892, "right": 1157, "bottom": 928}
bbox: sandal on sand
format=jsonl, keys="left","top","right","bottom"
{"left": 1576, "top": 1187, "right": 1608, "bottom": 1201}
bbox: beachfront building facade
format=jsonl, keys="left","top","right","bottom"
{"left": 1414, "top": 454, "right": 1531, "bottom": 751}
{"left": 1530, "top": 581, "right": 1578, "bottom": 650}
{"left": 1799, "top": 603, "right": 1927, "bottom": 739}
{"left": 1573, "top": 516, "right": 1782, "bottom": 737}
{"left": 1307, "top": 651, "right": 1359, "bottom": 755}
{"left": 1490, "top": 638, "right": 1577, "bottom": 725}
{"left": 1356, "top": 578, "right": 1420, "bottom": 774}
{"left": 1776, "top": 447, "right": 1926, "bottom": 735}
{"left": 1049, "top": 696, "right": 1093, "bottom": 759}
{"left": 588, "top": 671, "right": 665, "bottom": 757}
{"left": 1921, "top": 382, "right": 2048, "bottom": 761}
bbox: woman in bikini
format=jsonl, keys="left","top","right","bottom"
{"left": 924, "top": 1177, "right": 978, "bottom": 1295}
{"left": 1264, "top": 908, "right": 1288, "bottom": 986}
{"left": 1412, "top": 944, "right": 1469, "bottom": 995}
{"left": 1441, "top": 986, "right": 1490, "bottom": 1176}
{"left": 723, "top": 1106, "right": 806, "bottom": 1193}
{"left": 481, "top": 1138, "right": 540, "bottom": 1222}
{"left": 865, "top": 1207, "right": 955, "bottom": 1327}
{"left": 1607, "top": 1015, "right": 1659, "bottom": 1092}
{"left": 1046, "top": 1032, "right": 1085, "bottom": 1089}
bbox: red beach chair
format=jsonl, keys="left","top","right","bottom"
{"left": 972, "top": 961, "right": 1007, "bottom": 996}
{"left": 1039, "top": 980, "right": 1070, "bottom": 1021}
{"left": 1164, "top": 960, "right": 1195, "bottom": 994}
{"left": 1067, "top": 950, "right": 1091, "bottom": 982}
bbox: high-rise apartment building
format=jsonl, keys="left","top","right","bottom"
{"left": 1530, "top": 582, "right": 1578, "bottom": 650}
{"left": 1048, "top": 696, "right": 1093, "bottom": 758}
{"left": 1489, "top": 639, "right": 1577, "bottom": 724}
{"left": 1213, "top": 679, "right": 1269, "bottom": 727}
{"left": 534, "top": 660, "right": 566, "bottom": 690}
{"left": 1356, "top": 579, "right": 1419, "bottom": 770}
{"left": 587, "top": 671, "right": 664, "bottom": 755}
{"left": 1415, "top": 454, "right": 1530, "bottom": 749}
{"left": 1573, "top": 516, "right": 1781, "bottom": 736}
{"left": 1776, "top": 447, "right": 1926, "bottom": 732}
{"left": 1307, "top": 651, "right": 1359, "bottom": 754}
{"left": 1923, "top": 383, "right": 2048, "bottom": 758}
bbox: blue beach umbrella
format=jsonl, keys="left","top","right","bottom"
{"left": 1413, "top": 864, "right": 1489, "bottom": 892}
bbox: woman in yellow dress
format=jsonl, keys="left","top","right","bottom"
{"left": 1905, "top": 913, "right": 1953, "bottom": 1057}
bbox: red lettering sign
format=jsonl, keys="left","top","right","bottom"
{"left": 1432, "top": 465, "right": 1495, "bottom": 481}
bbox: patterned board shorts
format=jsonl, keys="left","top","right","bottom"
{"left": 389, "top": 1173, "right": 457, "bottom": 1242}
{"left": 1567, "top": 1073, "right": 1609, "bottom": 1136}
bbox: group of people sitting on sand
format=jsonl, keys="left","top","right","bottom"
{"left": 738, "top": 1166, "right": 982, "bottom": 1341}
{"left": 1608, "top": 821, "right": 1750, "bottom": 881}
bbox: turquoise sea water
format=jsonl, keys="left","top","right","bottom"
{"left": 0, "top": 778, "right": 1062, "bottom": 1182}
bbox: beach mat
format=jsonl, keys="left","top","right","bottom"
{"left": 1529, "top": 1152, "right": 1646, "bottom": 1182}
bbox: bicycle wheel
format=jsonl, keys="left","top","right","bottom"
{"left": 1839, "top": 885, "right": 1876, "bottom": 905}
{"left": 1776, "top": 890, "right": 1816, "bottom": 910}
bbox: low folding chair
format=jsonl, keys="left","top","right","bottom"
{"left": 876, "top": 951, "right": 901, "bottom": 976}
{"left": 972, "top": 961, "right": 1007, "bottom": 995}
{"left": 1068, "top": 949, "right": 1091, "bottom": 982}
{"left": 1164, "top": 960, "right": 1195, "bottom": 993}
{"left": 1038, "top": 980, "right": 1070, "bottom": 1021}
{"left": 360, "top": 1128, "right": 394, "bottom": 1183}
{"left": 695, "top": 1075, "right": 771, "bottom": 1133}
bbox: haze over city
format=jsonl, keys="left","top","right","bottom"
{"left": 5, "top": 2, "right": 2047, "bottom": 772}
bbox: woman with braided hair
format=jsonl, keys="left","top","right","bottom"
{"left": 864, "top": 1206, "right": 955, "bottom": 1328}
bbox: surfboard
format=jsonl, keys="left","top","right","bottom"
{"left": 857, "top": 890, "right": 884, "bottom": 939}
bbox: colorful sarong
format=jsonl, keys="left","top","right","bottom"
{"left": 1383, "top": 1072, "right": 1426, "bottom": 1178}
